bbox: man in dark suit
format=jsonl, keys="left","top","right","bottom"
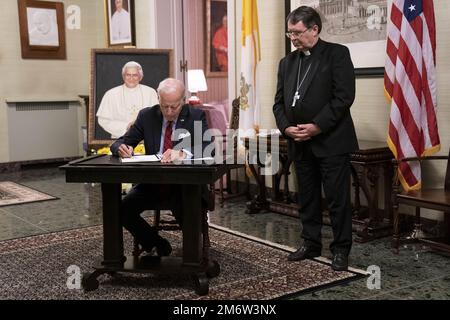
{"left": 110, "top": 78, "right": 210, "bottom": 257}
{"left": 273, "top": 6, "right": 357, "bottom": 271}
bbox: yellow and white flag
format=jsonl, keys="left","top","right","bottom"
{"left": 239, "top": 0, "right": 261, "bottom": 136}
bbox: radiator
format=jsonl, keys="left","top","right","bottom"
{"left": 7, "top": 101, "right": 80, "bottom": 161}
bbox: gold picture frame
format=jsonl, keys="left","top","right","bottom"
{"left": 88, "top": 48, "right": 173, "bottom": 147}
{"left": 104, "top": 0, "right": 136, "bottom": 47}
{"left": 17, "top": 0, "right": 66, "bottom": 59}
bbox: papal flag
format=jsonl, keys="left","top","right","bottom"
{"left": 385, "top": 0, "right": 440, "bottom": 191}
{"left": 239, "top": 0, "right": 261, "bottom": 136}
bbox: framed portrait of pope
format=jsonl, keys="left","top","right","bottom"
{"left": 89, "top": 48, "right": 173, "bottom": 147}
{"left": 105, "top": 0, "right": 136, "bottom": 47}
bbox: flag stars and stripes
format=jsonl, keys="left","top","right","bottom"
{"left": 385, "top": 0, "right": 440, "bottom": 191}
{"left": 404, "top": 0, "right": 422, "bottom": 21}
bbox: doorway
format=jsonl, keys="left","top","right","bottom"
{"left": 155, "top": 0, "right": 229, "bottom": 104}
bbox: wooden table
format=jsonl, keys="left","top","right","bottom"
{"left": 243, "top": 136, "right": 394, "bottom": 243}
{"left": 349, "top": 140, "right": 394, "bottom": 242}
{"left": 61, "top": 154, "right": 231, "bottom": 295}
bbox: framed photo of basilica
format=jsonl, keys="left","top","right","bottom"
{"left": 88, "top": 48, "right": 173, "bottom": 147}
{"left": 286, "top": 0, "right": 387, "bottom": 77}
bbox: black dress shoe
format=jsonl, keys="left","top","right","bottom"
{"left": 287, "top": 245, "right": 321, "bottom": 261}
{"left": 155, "top": 237, "right": 172, "bottom": 256}
{"left": 331, "top": 253, "right": 348, "bottom": 271}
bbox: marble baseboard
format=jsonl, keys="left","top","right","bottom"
{"left": 0, "top": 157, "right": 81, "bottom": 173}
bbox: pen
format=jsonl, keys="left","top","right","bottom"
{"left": 128, "top": 145, "right": 134, "bottom": 156}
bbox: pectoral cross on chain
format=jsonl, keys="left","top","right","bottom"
{"left": 292, "top": 91, "right": 300, "bottom": 107}
{"left": 291, "top": 53, "right": 312, "bottom": 108}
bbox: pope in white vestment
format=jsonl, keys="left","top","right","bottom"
{"left": 110, "top": 0, "right": 131, "bottom": 42}
{"left": 96, "top": 61, "right": 159, "bottom": 139}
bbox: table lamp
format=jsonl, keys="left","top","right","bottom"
{"left": 187, "top": 69, "right": 208, "bottom": 105}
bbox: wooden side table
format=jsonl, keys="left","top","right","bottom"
{"left": 243, "top": 135, "right": 394, "bottom": 242}
{"left": 350, "top": 141, "right": 394, "bottom": 242}
{"left": 244, "top": 136, "right": 298, "bottom": 216}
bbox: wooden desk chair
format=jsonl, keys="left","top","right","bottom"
{"left": 131, "top": 186, "right": 218, "bottom": 272}
{"left": 392, "top": 147, "right": 450, "bottom": 255}
{"left": 216, "top": 97, "right": 250, "bottom": 207}
{"left": 131, "top": 209, "right": 178, "bottom": 257}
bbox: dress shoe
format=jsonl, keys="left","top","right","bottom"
{"left": 331, "top": 253, "right": 348, "bottom": 271}
{"left": 287, "top": 245, "right": 321, "bottom": 261}
{"left": 155, "top": 237, "right": 172, "bottom": 256}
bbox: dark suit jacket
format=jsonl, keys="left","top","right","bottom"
{"left": 110, "top": 104, "right": 212, "bottom": 208}
{"left": 110, "top": 104, "right": 210, "bottom": 157}
{"left": 273, "top": 38, "right": 358, "bottom": 158}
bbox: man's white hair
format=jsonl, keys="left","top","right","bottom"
{"left": 157, "top": 78, "right": 185, "bottom": 97}
{"left": 122, "top": 61, "right": 143, "bottom": 78}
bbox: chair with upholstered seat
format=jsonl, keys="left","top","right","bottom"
{"left": 391, "top": 147, "right": 450, "bottom": 255}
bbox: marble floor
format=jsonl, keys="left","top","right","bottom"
{"left": 0, "top": 165, "right": 449, "bottom": 300}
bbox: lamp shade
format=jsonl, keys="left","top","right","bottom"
{"left": 187, "top": 69, "right": 208, "bottom": 93}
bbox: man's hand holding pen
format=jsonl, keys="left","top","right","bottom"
{"left": 118, "top": 144, "right": 134, "bottom": 158}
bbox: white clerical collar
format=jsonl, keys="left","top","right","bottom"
{"left": 303, "top": 50, "right": 311, "bottom": 56}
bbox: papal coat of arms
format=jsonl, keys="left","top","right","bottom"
{"left": 239, "top": 73, "right": 251, "bottom": 111}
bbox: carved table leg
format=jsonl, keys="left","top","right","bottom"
{"left": 351, "top": 164, "right": 361, "bottom": 218}
{"left": 245, "top": 163, "right": 269, "bottom": 214}
{"left": 355, "top": 165, "right": 382, "bottom": 242}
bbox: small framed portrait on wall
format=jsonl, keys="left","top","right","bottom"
{"left": 17, "top": 0, "right": 66, "bottom": 59}
{"left": 105, "top": 0, "right": 136, "bottom": 47}
{"left": 206, "top": 0, "right": 228, "bottom": 77}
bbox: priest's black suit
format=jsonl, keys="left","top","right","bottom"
{"left": 110, "top": 104, "right": 210, "bottom": 253}
{"left": 273, "top": 39, "right": 358, "bottom": 255}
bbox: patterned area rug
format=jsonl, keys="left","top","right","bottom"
{"left": 0, "top": 181, "right": 57, "bottom": 207}
{"left": 0, "top": 223, "right": 365, "bottom": 300}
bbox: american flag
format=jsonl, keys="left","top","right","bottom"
{"left": 385, "top": 0, "right": 440, "bottom": 191}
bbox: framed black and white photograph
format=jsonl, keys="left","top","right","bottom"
{"left": 89, "top": 49, "right": 173, "bottom": 147}
{"left": 206, "top": 0, "right": 228, "bottom": 77}
{"left": 105, "top": 0, "right": 136, "bottom": 47}
{"left": 287, "top": 0, "right": 388, "bottom": 76}
{"left": 17, "top": 0, "right": 66, "bottom": 59}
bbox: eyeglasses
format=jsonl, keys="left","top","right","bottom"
{"left": 285, "top": 28, "right": 310, "bottom": 39}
